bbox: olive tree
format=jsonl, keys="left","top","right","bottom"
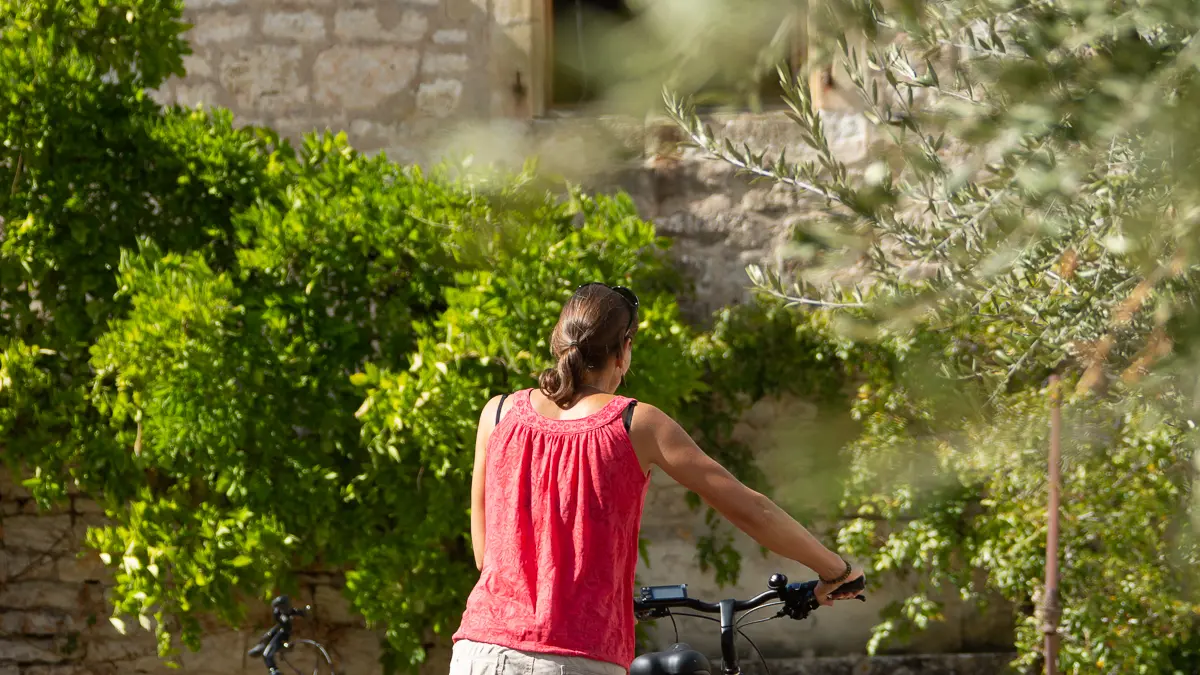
{"left": 668, "top": 0, "right": 1200, "bottom": 670}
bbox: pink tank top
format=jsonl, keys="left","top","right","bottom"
{"left": 453, "top": 388, "right": 650, "bottom": 669}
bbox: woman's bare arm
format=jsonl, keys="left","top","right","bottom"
{"left": 470, "top": 395, "right": 502, "bottom": 570}
{"left": 628, "top": 403, "right": 850, "bottom": 582}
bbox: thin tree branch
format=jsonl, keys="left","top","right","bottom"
{"left": 758, "top": 285, "right": 868, "bottom": 309}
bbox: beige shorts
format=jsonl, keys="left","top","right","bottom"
{"left": 450, "top": 639, "right": 627, "bottom": 675}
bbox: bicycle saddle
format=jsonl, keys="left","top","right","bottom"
{"left": 630, "top": 643, "right": 712, "bottom": 675}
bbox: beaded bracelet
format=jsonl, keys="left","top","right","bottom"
{"left": 819, "top": 558, "right": 853, "bottom": 585}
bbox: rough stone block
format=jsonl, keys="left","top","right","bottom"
{"left": 0, "top": 470, "right": 33, "bottom": 500}
{"left": 444, "top": 0, "right": 484, "bottom": 21}
{"left": 417, "top": 79, "right": 464, "bottom": 118}
{"left": 262, "top": 10, "right": 327, "bottom": 42}
{"left": 0, "top": 639, "right": 63, "bottom": 664}
{"left": 57, "top": 551, "right": 109, "bottom": 584}
{"left": 274, "top": 117, "right": 339, "bottom": 141}
{"left": 423, "top": 641, "right": 453, "bottom": 675}
{"left": 683, "top": 110, "right": 869, "bottom": 167}
{"left": 639, "top": 480, "right": 697, "bottom": 529}
{"left": 176, "top": 631, "right": 245, "bottom": 674}
{"left": 0, "top": 581, "right": 82, "bottom": 612}
{"left": 176, "top": 82, "right": 220, "bottom": 109}
{"left": 312, "top": 585, "right": 358, "bottom": 625}
{"left": 422, "top": 53, "right": 469, "bottom": 75}
{"left": 187, "top": 12, "right": 252, "bottom": 45}
{"left": 0, "top": 663, "right": 16, "bottom": 675}
{"left": 494, "top": 0, "right": 532, "bottom": 25}
{"left": 313, "top": 46, "right": 419, "bottom": 112}
{"left": 1, "top": 551, "right": 58, "bottom": 582}
{"left": 0, "top": 610, "right": 75, "bottom": 636}
{"left": 379, "top": 144, "right": 421, "bottom": 165}
{"left": 3, "top": 515, "right": 72, "bottom": 553}
{"left": 330, "top": 628, "right": 382, "bottom": 675}
{"left": 71, "top": 514, "right": 109, "bottom": 544}
{"left": 20, "top": 499, "right": 68, "bottom": 516}
{"left": 147, "top": 86, "right": 175, "bottom": 107}
{"left": 20, "top": 668, "right": 94, "bottom": 675}
{"left": 83, "top": 631, "right": 158, "bottom": 662}
{"left": 433, "top": 28, "right": 468, "bottom": 44}
{"left": 125, "top": 654, "right": 170, "bottom": 673}
{"left": 70, "top": 498, "right": 105, "bottom": 516}
{"left": 219, "top": 46, "right": 308, "bottom": 113}
{"left": 347, "top": 120, "right": 403, "bottom": 150}
{"left": 180, "top": 53, "right": 213, "bottom": 80}
{"left": 294, "top": 571, "right": 337, "bottom": 586}
{"left": 189, "top": 0, "right": 243, "bottom": 8}
{"left": 334, "top": 8, "right": 428, "bottom": 42}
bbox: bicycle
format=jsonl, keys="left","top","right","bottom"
{"left": 248, "top": 595, "right": 335, "bottom": 675}
{"left": 632, "top": 573, "right": 867, "bottom": 675}
{"left": 248, "top": 573, "right": 865, "bottom": 675}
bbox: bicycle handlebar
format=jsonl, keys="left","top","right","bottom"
{"left": 634, "top": 573, "right": 866, "bottom": 675}
{"left": 634, "top": 573, "right": 866, "bottom": 618}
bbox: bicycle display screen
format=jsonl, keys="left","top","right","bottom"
{"left": 642, "top": 584, "right": 688, "bottom": 601}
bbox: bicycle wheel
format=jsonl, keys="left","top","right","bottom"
{"left": 277, "top": 638, "right": 336, "bottom": 675}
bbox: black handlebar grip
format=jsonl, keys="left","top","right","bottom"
{"left": 831, "top": 576, "right": 867, "bottom": 601}
{"left": 834, "top": 577, "right": 865, "bottom": 593}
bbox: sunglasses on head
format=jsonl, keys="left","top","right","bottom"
{"left": 577, "top": 282, "right": 639, "bottom": 333}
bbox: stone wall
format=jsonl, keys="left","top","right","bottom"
{"left": 162, "top": 0, "right": 493, "bottom": 164}
{"left": 0, "top": 470, "right": 425, "bottom": 675}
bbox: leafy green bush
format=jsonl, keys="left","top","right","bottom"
{"left": 79, "top": 150, "right": 707, "bottom": 663}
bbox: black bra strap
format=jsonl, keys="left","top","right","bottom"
{"left": 495, "top": 393, "right": 509, "bottom": 426}
{"left": 622, "top": 401, "right": 637, "bottom": 433}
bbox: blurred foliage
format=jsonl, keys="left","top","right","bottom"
{"left": 0, "top": 0, "right": 840, "bottom": 671}
{"left": 549, "top": 0, "right": 805, "bottom": 112}
{"left": 668, "top": 0, "right": 1200, "bottom": 670}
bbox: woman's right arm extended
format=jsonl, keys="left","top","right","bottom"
{"left": 629, "top": 403, "right": 863, "bottom": 603}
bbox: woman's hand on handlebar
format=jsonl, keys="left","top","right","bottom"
{"left": 813, "top": 566, "right": 866, "bottom": 607}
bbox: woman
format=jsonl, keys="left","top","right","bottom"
{"left": 452, "top": 283, "right": 865, "bottom": 675}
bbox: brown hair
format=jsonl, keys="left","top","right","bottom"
{"left": 538, "top": 285, "right": 639, "bottom": 407}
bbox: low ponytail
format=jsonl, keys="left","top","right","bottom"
{"left": 539, "top": 344, "right": 587, "bottom": 407}
{"left": 538, "top": 284, "right": 638, "bottom": 408}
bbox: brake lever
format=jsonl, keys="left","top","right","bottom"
{"left": 635, "top": 607, "right": 672, "bottom": 621}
